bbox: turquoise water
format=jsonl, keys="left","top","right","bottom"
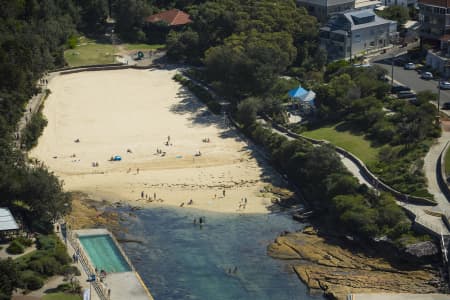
{"left": 117, "top": 207, "right": 323, "bottom": 300}
{"left": 79, "top": 234, "right": 131, "bottom": 273}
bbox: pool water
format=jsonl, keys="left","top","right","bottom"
{"left": 79, "top": 234, "right": 131, "bottom": 273}
{"left": 117, "top": 207, "right": 323, "bottom": 300}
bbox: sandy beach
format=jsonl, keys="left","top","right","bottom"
{"left": 30, "top": 69, "right": 291, "bottom": 214}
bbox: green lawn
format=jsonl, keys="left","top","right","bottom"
{"left": 64, "top": 37, "right": 117, "bottom": 67}
{"left": 123, "top": 43, "right": 165, "bottom": 50}
{"left": 302, "top": 123, "right": 381, "bottom": 165}
{"left": 42, "top": 292, "right": 82, "bottom": 300}
{"left": 445, "top": 146, "right": 450, "bottom": 177}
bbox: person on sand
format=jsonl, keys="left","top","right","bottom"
{"left": 223, "top": 190, "right": 226, "bottom": 197}
{"left": 137, "top": 168, "right": 140, "bottom": 174}
{"left": 141, "top": 191, "right": 144, "bottom": 198}
{"left": 180, "top": 202, "right": 184, "bottom": 207}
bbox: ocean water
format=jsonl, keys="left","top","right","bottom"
{"left": 117, "top": 206, "right": 323, "bottom": 300}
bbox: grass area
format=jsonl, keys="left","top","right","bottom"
{"left": 445, "top": 146, "right": 450, "bottom": 177}
{"left": 64, "top": 37, "right": 116, "bottom": 67}
{"left": 302, "top": 123, "right": 381, "bottom": 166}
{"left": 123, "top": 43, "right": 165, "bottom": 50}
{"left": 42, "top": 293, "right": 82, "bottom": 300}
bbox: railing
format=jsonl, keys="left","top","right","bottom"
{"left": 66, "top": 230, "right": 110, "bottom": 300}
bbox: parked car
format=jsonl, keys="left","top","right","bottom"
{"left": 397, "top": 90, "right": 416, "bottom": 99}
{"left": 404, "top": 62, "right": 416, "bottom": 70}
{"left": 391, "top": 85, "right": 411, "bottom": 93}
{"left": 439, "top": 81, "right": 450, "bottom": 90}
{"left": 442, "top": 102, "right": 450, "bottom": 110}
{"left": 421, "top": 71, "right": 433, "bottom": 80}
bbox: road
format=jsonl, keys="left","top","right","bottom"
{"left": 372, "top": 58, "right": 450, "bottom": 107}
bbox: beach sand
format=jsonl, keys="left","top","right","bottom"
{"left": 30, "top": 69, "right": 291, "bottom": 214}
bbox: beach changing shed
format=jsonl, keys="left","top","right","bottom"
{"left": 288, "top": 86, "right": 316, "bottom": 113}
{"left": 0, "top": 208, "right": 19, "bottom": 238}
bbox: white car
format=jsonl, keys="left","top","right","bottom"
{"left": 421, "top": 72, "right": 433, "bottom": 80}
{"left": 440, "top": 81, "right": 450, "bottom": 90}
{"left": 404, "top": 62, "right": 416, "bottom": 70}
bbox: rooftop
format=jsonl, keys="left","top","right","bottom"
{"left": 146, "top": 9, "right": 192, "bottom": 26}
{"left": 341, "top": 9, "right": 395, "bottom": 30}
{"left": 0, "top": 208, "right": 19, "bottom": 231}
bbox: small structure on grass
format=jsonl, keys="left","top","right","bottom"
{"left": 145, "top": 9, "right": 192, "bottom": 43}
{"left": 0, "top": 208, "right": 19, "bottom": 239}
{"left": 288, "top": 86, "right": 316, "bottom": 114}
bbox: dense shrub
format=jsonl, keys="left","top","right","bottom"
{"left": 15, "top": 236, "right": 33, "bottom": 247}
{"left": 22, "top": 274, "right": 44, "bottom": 290}
{"left": 20, "top": 109, "right": 48, "bottom": 151}
{"left": 59, "top": 265, "right": 81, "bottom": 277}
{"left": 6, "top": 240, "right": 24, "bottom": 255}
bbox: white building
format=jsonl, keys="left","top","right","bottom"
{"left": 381, "top": 0, "right": 417, "bottom": 7}
{"left": 320, "top": 9, "right": 398, "bottom": 60}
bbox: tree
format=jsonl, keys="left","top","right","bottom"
{"left": 76, "top": 0, "right": 109, "bottom": 32}
{"left": 0, "top": 258, "right": 20, "bottom": 298}
{"left": 236, "top": 97, "right": 260, "bottom": 128}
{"left": 205, "top": 30, "right": 296, "bottom": 99}
{"left": 111, "top": 0, "right": 151, "bottom": 41}
{"left": 377, "top": 5, "right": 409, "bottom": 27}
{"left": 166, "top": 29, "right": 200, "bottom": 63}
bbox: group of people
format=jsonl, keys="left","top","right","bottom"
{"left": 238, "top": 197, "right": 248, "bottom": 210}
{"left": 141, "top": 191, "right": 157, "bottom": 201}
{"left": 92, "top": 161, "right": 99, "bottom": 167}
{"left": 180, "top": 199, "right": 194, "bottom": 207}
{"left": 202, "top": 137, "right": 210, "bottom": 143}
{"left": 39, "top": 78, "right": 48, "bottom": 85}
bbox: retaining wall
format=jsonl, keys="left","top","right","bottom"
{"left": 267, "top": 117, "right": 436, "bottom": 206}
{"left": 59, "top": 64, "right": 154, "bottom": 75}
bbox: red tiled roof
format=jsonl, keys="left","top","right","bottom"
{"left": 146, "top": 9, "right": 192, "bottom": 26}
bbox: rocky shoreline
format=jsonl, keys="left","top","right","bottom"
{"left": 268, "top": 227, "right": 445, "bottom": 300}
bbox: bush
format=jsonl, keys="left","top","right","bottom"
{"left": 59, "top": 265, "right": 81, "bottom": 277}
{"left": 22, "top": 274, "right": 44, "bottom": 290}
{"left": 15, "top": 236, "right": 33, "bottom": 247}
{"left": 20, "top": 108, "right": 48, "bottom": 151}
{"left": 7, "top": 240, "right": 24, "bottom": 254}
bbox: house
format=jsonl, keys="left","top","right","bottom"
{"left": 419, "top": 0, "right": 450, "bottom": 76}
{"left": 320, "top": 9, "right": 398, "bottom": 60}
{"left": 297, "top": 0, "right": 356, "bottom": 22}
{"left": 0, "top": 208, "right": 19, "bottom": 238}
{"left": 145, "top": 9, "right": 192, "bottom": 27}
{"left": 145, "top": 9, "right": 192, "bottom": 43}
{"left": 382, "top": 0, "right": 417, "bottom": 6}
{"left": 355, "top": 0, "right": 383, "bottom": 10}
{"left": 418, "top": 0, "right": 450, "bottom": 44}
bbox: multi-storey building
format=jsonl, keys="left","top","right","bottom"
{"left": 320, "top": 9, "right": 398, "bottom": 60}
{"left": 382, "top": 0, "right": 417, "bottom": 6}
{"left": 419, "top": 0, "right": 450, "bottom": 42}
{"left": 297, "top": 0, "right": 355, "bottom": 22}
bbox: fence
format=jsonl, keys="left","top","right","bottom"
{"left": 66, "top": 229, "right": 110, "bottom": 300}
{"left": 267, "top": 117, "right": 437, "bottom": 206}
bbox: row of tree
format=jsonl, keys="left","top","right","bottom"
{"left": 0, "top": 1, "right": 108, "bottom": 297}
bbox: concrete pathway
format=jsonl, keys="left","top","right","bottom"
{"left": 258, "top": 118, "right": 450, "bottom": 236}
{"left": 350, "top": 293, "right": 450, "bottom": 300}
{"left": 0, "top": 244, "right": 36, "bottom": 260}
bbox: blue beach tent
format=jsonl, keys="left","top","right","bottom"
{"left": 288, "top": 86, "right": 316, "bottom": 105}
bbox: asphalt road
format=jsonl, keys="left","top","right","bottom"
{"left": 373, "top": 58, "right": 450, "bottom": 106}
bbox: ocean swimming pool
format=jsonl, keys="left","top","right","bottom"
{"left": 79, "top": 234, "right": 131, "bottom": 273}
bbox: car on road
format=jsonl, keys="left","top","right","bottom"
{"left": 404, "top": 62, "right": 416, "bottom": 70}
{"left": 397, "top": 90, "right": 416, "bottom": 99}
{"left": 391, "top": 85, "right": 411, "bottom": 93}
{"left": 442, "top": 102, "right": 450, "bottom": 110}
{"left": 421, "top": 71, "right": 433, "bottom": 80}
{"left": 439, "top": 81, "right": 450, "bottom": 90}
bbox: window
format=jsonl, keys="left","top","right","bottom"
{"left": 370, "top": 41, "right": 375, "bottom": 46}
